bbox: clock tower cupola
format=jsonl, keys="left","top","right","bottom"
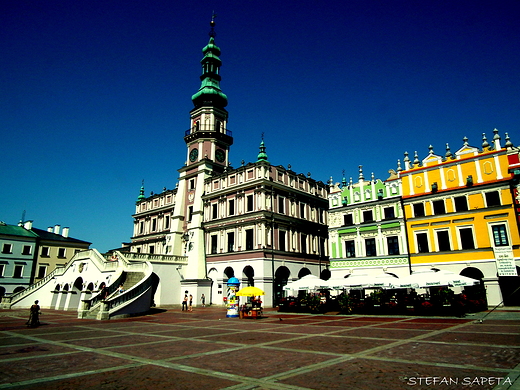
{"left": 185, "top": 15, "right": 232, "bottom": 171}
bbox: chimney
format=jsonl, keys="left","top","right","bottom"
{"left": 62, "top": 227, "right": 69, "bottom": 238}
{"left": 24, "top": 220, "right": 33, "bottom": 230}
{"left": 47, "top": 227, "right": 53, "bottom": 232}
{"left": 54, "top": 225, "right": 60, "bottom": 235}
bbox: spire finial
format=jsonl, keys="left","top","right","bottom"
{"left": 445, "top": 143, "right": 452, "bottom": 158}
{"left": 482, "top": 133, "right": 489, "bottom": 149}
{"left": 257, "top": 137, "right": 269, "bottom": 163}
{"left": 137, "top": 180, "right": 146, "bottom": 203}
{"left": 209, "top": 12, "right": 217, "bottom": 38}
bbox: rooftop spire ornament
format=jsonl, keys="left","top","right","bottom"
{"left": 209, "top": 11, "right": 217, "bottom": 37}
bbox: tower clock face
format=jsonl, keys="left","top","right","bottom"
{"left": 215, "top": 149, "right": 225, "bottom": 163}
{"left": 189, "top": 148, "right": 198, "bottom": 162}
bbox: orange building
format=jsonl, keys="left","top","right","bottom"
{"left": 391, "top": 130, "right": 520, "bottom": 306}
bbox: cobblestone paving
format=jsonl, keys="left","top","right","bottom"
{"left": 0, "top": 307, "right": 519, "bottom": 390}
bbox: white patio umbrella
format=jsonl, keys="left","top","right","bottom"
{"left": 371, "top": 273, "right": 400, "bottom": 289}
{"left": 324, "top": 274, "right": 379, "bottom": 290}
{"left": 392, "top": 269, "right": 480, "bottom": 289}
{"left": 437, "top": 270, "right": 481, "bottom": 287}
{"left": 283, "top": 274, "right": 324, "bottom": 292}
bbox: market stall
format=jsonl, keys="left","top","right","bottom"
{"left": 236, "top": 286, "right": 264, "bottom": 319}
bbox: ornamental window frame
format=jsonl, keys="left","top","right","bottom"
{"left": 434, "top": 228, "right": 451, "bottom": 252}
{"left": 344, "top": 240, "right": 356, "bottom": 258}
{"left": 456, "top": 225, "right": 476, "bottom": 250}
{"left": 484, "top": 190, "right": 501, "bottom": 207}
{"left": 489, "top": 222, "right": 510, "bottom": 247}
{"left": 415, "top": 231, "right": 430, "bottom": 253}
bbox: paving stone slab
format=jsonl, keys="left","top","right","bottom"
{"left": 334, "top": 327, "right": 430, "bottom": 340}
{"left": 0, "top": 342, "right": 78, "bottom": 359}
{"left": 370, "top": 341, "right": 520, "bottom": 369}
{"left": 423, "top": 331, "right": 520, "bottom": 346}
{"left": 106, "top": 339, "right": 231, "bottom": 359}
{"left": 175, "top": 346, "right": 336, "bottom": 379}
{"left": 0, "top": 351, "right": 130, "bottom": 385}
{"left": 271, "top": 334, "right": 396, "bottom": 355}
{"left": 6, "top": 364, "right": 241, "bottom": 390}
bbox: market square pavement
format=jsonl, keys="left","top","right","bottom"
{"left": 0, "top": 305, "right": 519, "bottom": 390}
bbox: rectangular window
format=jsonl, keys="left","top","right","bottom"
{"left": 37, "top": 265, "right": 47, "bottom": 279}
{"left": 41, "top": 247, "right": 50, "bottom": 257}
{"left": 13, "top": 265, "right": 23, "bottom": 278}
{"left": 492, "top": 224, "right": 509, "bottom": 246}
{"left": 139, "top": 221, "right": 144, "bottom": 234}
{"left": 432, "top": 199, "right": 446, "bottom": 215}
{"left": 212, "top": 204, "right": 218, "bottom": 219}
{"left": 343, "top": 214, "right": 353, "bottom": 226}
{"left": 363, "top": 210, "right": 373, "bottom": 222}
{"left": 485, "top": 191, "right": 501, "bottom": 207}
{"left": 384, "top": 207, "right": 395, "bottom": 220}
{"left": 300, "top": 203, "right": 306, "bottom": 219}
{"left": 245, "top": 229, "right": 254, "bottom": 250}
{"left": 188, "top": 206, "right": 193, "bottom": 222}
{"left": 227, "top": 232, "right": 235, "bottom": 252}
{"left": 279, "top": 231, "right": 286, "bottom": 251}
{"left": 164, "top": 216, "right": 170, "bottom": 229}
{"left": 278, "top": 197, "right": 285, "bottom": 214}
{"left": 365, "top": 238, "right": 377, "bottom": 256}
{"left": 211, "top": 235, "right": 218, "bottom": 254}
{"left": 413, "top": 203, "right": 425, "bottom": 217}
{"left": 149, "top": 245, "right": 155, "bottom": 254}
{"left": 416, "top": 232, "right": 429, "bottom": 253}
{"left": 459, "top": 227, "right": 475, "bottom": 250}
{"left": 22, "top": 245, "right": 32, "bottom": 255}
{"left": 229, "top": 199, "right": 235, "bottom": 216}
{"left": 436, "top": 230, "right": 451, "bottom": 251}
{"left": 152, "top": 218, "right": 157, "bottom": 231}
{"left": 189, "top": 179, "right": 195, "bottom": 190}
{"left": 301, "top": 234, "right": 307, "bottom": 253}
{"left": 454, "top": 196, "right": 469, "bottom": 212}
{"left": 58, "top": 248, "right": 66, "bottom": 258}
{"left": 247, "top": 195, "right": 254, "bottom": 212}
{"left": 0, "top": 264, "right": 4, "bottom": 276}
{"left": 387, "top": 236, "right": 400, "bottom": 255}
{"left": 345, "top": 240, "right": 356, "bottom": 258}
{"left": 2, "top": 244, "right": 12, "bottom": 254}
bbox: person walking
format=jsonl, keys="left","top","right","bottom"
{"left": 182, "top": 294, "right": 188, "bottom": 311}
{"left": 201, "top": 293, "right": 206, "bottom": 307}
{"left": 188, "top": 294, "right": 193, "bottom": 312}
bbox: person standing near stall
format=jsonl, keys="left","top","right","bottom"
{"left": 188, "top": 294, "right": 193, "bottom": 312}
{"left": 182, "top": 294, "right": 188, "bottom": 311}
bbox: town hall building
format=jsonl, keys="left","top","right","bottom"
{"left": 126, "top": 19, "right": 329, "bottom": 307}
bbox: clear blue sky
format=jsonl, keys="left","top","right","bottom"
{"left": 2, "top": 1, "right": 519, "bottom": 252}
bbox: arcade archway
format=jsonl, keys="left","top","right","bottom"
{"left": 274, "top": 266, "right": 290, "bottom": 306}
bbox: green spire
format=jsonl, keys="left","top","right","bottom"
{"left": 136, "top": 182, "right": 146, "bottom": 202}
{"left": 191, "top": 17, "right": 228, "bottom": 108}
{"left": 257, "top": 140, "right": 269, "bottom": 163}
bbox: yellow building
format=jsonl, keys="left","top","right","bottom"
{"left": 393, "top": 130, "right": 520, "bottom": 306}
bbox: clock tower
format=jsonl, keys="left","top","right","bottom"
{"left": 185, "top": 16, "right": 233, "bottom": 170}
{"left": 172, "top": 16, "right": 232, "bottom": 288}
